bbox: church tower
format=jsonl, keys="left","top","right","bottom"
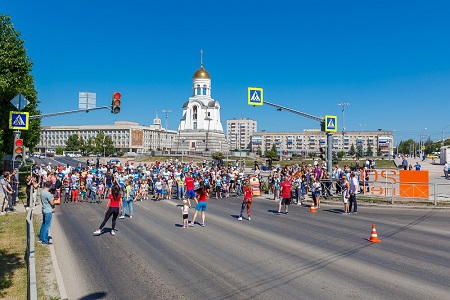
{"left": 177, "top": 51, "right": 226, "bottom": 153}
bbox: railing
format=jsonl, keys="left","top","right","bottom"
{"left": 26, "top": 186, "right": 37, "bottom": 300}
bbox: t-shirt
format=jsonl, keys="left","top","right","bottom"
{"left": 244, "top": 186, "right": 252, "bottom": 199}
{"left": 108, "top": 193, "right": 121, "bottom": 208}
{"left": 280, "top": 181, "right": 292, "bottom": 198}
{"left": 185, "top": 177, "right": 194, "bottom": 190}
{"left": 40, "top": 189, "right": 53, "bottom": 214}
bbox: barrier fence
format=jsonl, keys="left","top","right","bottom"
{"left": 26, "top": 186, "right": 37, "bottom": 300}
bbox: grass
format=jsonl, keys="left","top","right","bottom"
{"left": 0, "top": 212, "right": 28, "bottom": 299}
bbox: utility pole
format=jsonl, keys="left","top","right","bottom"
{"left": 162, "top": 109, "right": 172, "bottom": 152}
{"left": 338, "top": 103, "right": 350, "bottom": 134}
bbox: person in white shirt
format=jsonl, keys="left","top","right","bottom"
{"left": 349, "top": 172, "right": 359, "bottom": 214}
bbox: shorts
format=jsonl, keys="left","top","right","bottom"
{"left": 183, "top": 214, "right": 188, "bottom": 220}
{"left": 156, "top": 189, "right": 162, "bottom": 194}
{"left": 215, "top": 186, "right": 221, "bottom": 193}
{"left": 161, "top": 190, "right": 167, "bottom": 195}
{"left": 195, "top": 201, "right": 207, "bottom": 211}
{"left": 106, "top": 183, "right": 112, "bottom": 188}
{"left": 186, "top": 190, "right": 195, "bottom": 198}
{"left": 343, "top": 196, "right": 349, "bottom": 204}
{"left": 281, "top": 198, "right": 291, "bottom": 205}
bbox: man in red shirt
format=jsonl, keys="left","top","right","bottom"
{"left": 279, "top": 176, "right": 292, "bottom": 214}
{"left": 184, "top": 172, "right": 195, "bottom": 207}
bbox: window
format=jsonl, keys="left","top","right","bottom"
{"left": 203, "top": 85, "right": 207, "bottom": 95}
{"left": 193, "top": 121, "right": 197, "bottom": 130}
{"left": 196, "top": 85, "right": 201, "bottom": 95}
{"left": 193, "top": 106, "right": 198, "bottom": 120}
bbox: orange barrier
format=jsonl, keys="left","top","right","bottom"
{"left": 399, "top": 170, "right": 429, "bottom": 199}
{"left": 249, "top": 176, "right": 261, "bottom": 196}
{"left": 368, "top": 224, "right": 381, "bottom": 243}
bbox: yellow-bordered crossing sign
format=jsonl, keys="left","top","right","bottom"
{"left": 248, "top": 87, "right": 263, "bottom": 106}
{"left": 9, "top": 111, "right": 29, "bottom": 130}
{"left": 324, "top": 115, "right": 337, "bottom": 132}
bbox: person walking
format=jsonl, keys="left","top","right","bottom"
{"left": 189, "top": 181, "right": 209, "bottom": 227}
{"left": 444, "top": 162, "right": 449, "bottom": 180}
{"left": 349, "top": 172, "right": 358, "bottom": 214}
{"left": 311, "top": 178, "right": 322, "bottom": 209}
{"left": 39, "top": 181, "right": 55, "bottom": 245}
{"left": 341, "top": 175, "right": 350, "bottom": 214}
{"left": 93, "top": 185, "right": 123, "bottom": 236}
{"left": 1, "top": 172, "right": 15, "bottom": 212}
{"left": 238, "top": 178, "right": 253, "bottom": 221}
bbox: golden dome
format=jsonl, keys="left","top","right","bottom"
{"left": 192, "top": 65, "right": 211, "bottom": 79}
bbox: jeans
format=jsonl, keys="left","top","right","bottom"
{"left": 349, "top": 193, "right": 358, "bottom": 212}
{"left": 39, "top": 212, "right": 53, "bottom": 243}
{"left": 177, "top": 186, "right": 185, "bottom": 199}
{"left": 122, "top": 198, "right": 133, "bottom": 217}
{"left": 295, "top": 187, "right": 302, "bottom": 203}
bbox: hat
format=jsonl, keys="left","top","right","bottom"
{"left": 182, "top": 199, "right": 187, "bottom": 204}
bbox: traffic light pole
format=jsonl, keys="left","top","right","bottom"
{"left": 29, "top": 105, "right": 112, "bottom": 120}
{"left": 262, "top": 101, "right": 333, "bottom": 174}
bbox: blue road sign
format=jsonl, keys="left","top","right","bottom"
{"left": 248, "top": 87, "right": 263, "bottom": 106}
{"left": 9, "top": 111, "right": 29, "bottom": 130}
{"left": 324, "top": 115, "right": 337, "bottom": 133}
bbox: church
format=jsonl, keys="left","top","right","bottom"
{"left": 177, "top": 53, "right": 226, "bottom": 154}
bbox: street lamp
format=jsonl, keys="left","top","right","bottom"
{"left": 103, "top": 144, "right": 106, "bottom": 157}
{"left": 162, "top": 109, "right": 172, "bottom": 153}
{"left": 204, "top": 111, "right": 212, "bottom": 151}
{"left": 338, "top": 103, "right": 350, "bottom": 134}
{"left": 180, "top": 137, "right": 185, "bottom": 163}
{"left": 442, "top": 124, "right": 450, "bottom": 147}
{"left": 419, "top": 127, "right": 427, "bottom": 159}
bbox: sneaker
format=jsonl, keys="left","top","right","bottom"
{"left": 129, "top": 216, "right": 133, "bottom": 219}
{"left": 119, "top": 215, "right": 125, "bottom": 219}
{"left": 111, "top": 230, "right": 115, "bottom": 236}
{"left": 201, "top": 223, "right": 205, "bottom": 227}
{"left": 189, "top": 222, "right": 194, "bottom": 227}
{"left": 352, "top": 212, "right": 358, "bottom": 214}
{"left": 93, "top": 229, "right": 102, "bottom": 236}
{"left": 285, "top": 212, "right": 289, "bottom": 215}
{"left": 238, "top": 217, "right": 243, "bottom": 221}
{"left": 248, "top": 217, "right": 251, "bottom": 221}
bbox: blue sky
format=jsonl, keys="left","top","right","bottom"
{"left": 3, "top": 0, "right": 450, "bottom": 143}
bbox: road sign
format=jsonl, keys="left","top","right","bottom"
{"left": 324, "top": 115, "right": 337, "bottom": 132}
{"left": 248, "top": 87, "right": 263, "bottom": 106}
{"left": 10, "top": 93, "right": 29, "bottom": 111}
{"left": 79, "top": 92, "right": 96, "bottom": 109}
{"left": 9, "top": 111, "right": 29, "bottom": 130}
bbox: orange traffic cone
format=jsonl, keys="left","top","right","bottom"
{"left": 309, "top": 202, "right": 317, "bottom": 213}
{"left": 368, "top": 224, "right": 381, "bottom": 243}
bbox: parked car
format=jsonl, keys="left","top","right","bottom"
{"left": 426, "top": 154, "right": 439, "bottom": 159}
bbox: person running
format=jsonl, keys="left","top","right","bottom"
{"left": 279, "top": 175, "right": 292, "bottom": 214}
{"left": 189, "top": 181, "right": 209, "bottom": 227}
{"left": 238, "top": 178, "right": 253, "bottom": 221}
{"left": 181, "top": 199, "right": 189, "bottom": 228}
{"left": 184, "top": 173, "right": 195, "bottom": 207}
{"left": 93, "top": 185, "right": 123, "bottom": 236}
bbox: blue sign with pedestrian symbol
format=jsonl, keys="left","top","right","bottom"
{"left": 9, "top": 111, "right": 29, "bottom": 130}
{"left": 248, "top": 87, "right": 263, "bottom": 106}
{"left": 324, "top": 115, "right": 337, "bottom": 132}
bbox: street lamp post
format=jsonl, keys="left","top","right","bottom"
{"left": 180, "top": 137, "right": 185, "bottom": 163}
{"left": 162, "top": 109, "right": 172, "bottom": 153}
{"left": 420, "top": 128, "right": 427, "bottom": 159}
{"left": 103, "top": 144, "right": 106, "bottom": 157}
{"left": 338, "top": 103, "right": 350, "bottom": 134}
{"left": 204, "top": 110, "right": 211, "bottom": 151}
{"left": 442, "top": 124, "right": 450, "bottom": 147}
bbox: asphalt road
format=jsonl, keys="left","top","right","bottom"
{"left": 51, "top": 192, "right": 450, "bottom": 300}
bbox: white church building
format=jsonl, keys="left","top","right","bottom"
{"left": 177, "top": 55, "right": 226, "bottom": 153}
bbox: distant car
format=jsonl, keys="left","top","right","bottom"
{"left": 39, "top": 153, "right": 45, "bottom": 158}
{"left": 108, "top": 159, "right": 121, "bottom": 165}
{"left": 426, "top": 154, "right": 438, "bottom": 159}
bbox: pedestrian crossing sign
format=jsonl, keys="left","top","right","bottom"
{"left": 324, "top": 115, "right": 337, "bottom": 132}
{"left": 9, "top": 111, "right": 29, "bottom": 130}
{"left": 248, "top": 87, "right": 263, "bottom": 106}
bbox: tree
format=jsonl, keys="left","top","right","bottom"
{"left": 66, "top": 134, "right": 82, "bottom": 151}
{"left": 264, "top": 144, "right": 278, "bottom": 160}
{"left": 356, "top": 145, "right": 363, "bottom": 158}
{"left": 377, "top": 146, "right": 382, "bottom": 156}
{"left": 212, "top": 152, "right": 224, "bottom": 161}
{"left": 0, "top": 15, "right": 41, "bottom": 160}
{"left": 348, "top": 144, "right": 356, "bottom": 156}
{"left": 366, "top": 139, "right": 373, "bottom": 156}
{"left": 82, "top": 138, "right": 95, "bottom": 155}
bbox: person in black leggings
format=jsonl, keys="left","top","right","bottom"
{"left": 93, "top": 185, "right": 123, "bottom": 236}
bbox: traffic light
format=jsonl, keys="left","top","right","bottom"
{"left": 111, "top": 92, "right": 121, "bottom": 114}
{"left": 13, "top": 138, "right": 24, "bottom": 162}
{"left": 319, "top": 147, "right": 325, "bottom": 160}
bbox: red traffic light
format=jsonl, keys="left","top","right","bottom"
{"left": 111, "top": 92, "right": 121, "bottom": 114}
{"left": 113, "top": 92, "right": 121, "bottom": 99}
{"left": 15, "top": 139, "right": 23, "bottom": 147}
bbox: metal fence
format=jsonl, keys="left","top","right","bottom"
{"left": 26, "top": 187, "right": 37, "bottom": 300}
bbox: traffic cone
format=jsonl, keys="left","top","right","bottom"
{"left": 368, "top": 224, "right": 381, "bottom": 243}
{"left": 309, "top": 202, "right": 317, "bottom": 213}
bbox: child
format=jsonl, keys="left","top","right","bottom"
{"left": 91, "top": 182, "right": 98, "bottom": 203}
{"left": 154, "top": 177, "right": 162, "bottom": 201}
{"left": 181, "top": 199, "right": 189, "bottom": 228}
{"left": 238, "top": 179, "right": 253, "bottom": 221}
{"left": 97, "top": 181, "right": 105, "bottom": 202}
{"left": 71, "top": 178, "right": 79, "bottom": 203}
{"left": 64, "top": 182, "right": 71, "bottom": 203}
{"left": 133, "top": 180, "right": 140, "bottom": 201}
{"left": 79, "top": 182, "right": 87, "bottom": 203}
{"left": 222, "top": 180, "right": 229, "bottom": 198}
{"left": 161, "top": 179, "right": 167, "bottom": 200}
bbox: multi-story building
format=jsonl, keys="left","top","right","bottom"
{"left": 226, "top": 118, "right": 257, "bottom": 150}
{"left": 251, "top": 130, "right": 393, "bottom": 156}
{"left": 36, "top": 116, "right": 177, "bottom": 154}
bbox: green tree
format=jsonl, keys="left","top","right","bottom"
{"left": 93, "top": 132, "right": 115, "bottom": 156}
{"left": 348, "top": 143, "right": 356, "bottom": 156}
{"left": 82, "top": 137, "right": 95, "bottom": 155}
{"left": 398, "top": 139, "right": 415, "bottom": 155}
{"left": 377, "top": 146, "right": 382, "bottom": 156}
{"left": 55, "top": 147, "right": 64, "bottom": 155}
{"left": 356, "top": 145, "right": 363, "bottom": 158}
{"left": 337, "top": 151, "right": 346, "bottom": 160}
{"left": 66, "top": 134, "right": 82, "bottom": 151}
{"left": 212, "top": 152, "right": 224, "bottom": 161}
{"left": 0, "top": 15, "right": 41, "bottom": 160}
{"left": 366, "top": 139, "right": 373, "bottom": 156}
{"left": 264, "top": 144, "right": 278, "bottom": 160}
